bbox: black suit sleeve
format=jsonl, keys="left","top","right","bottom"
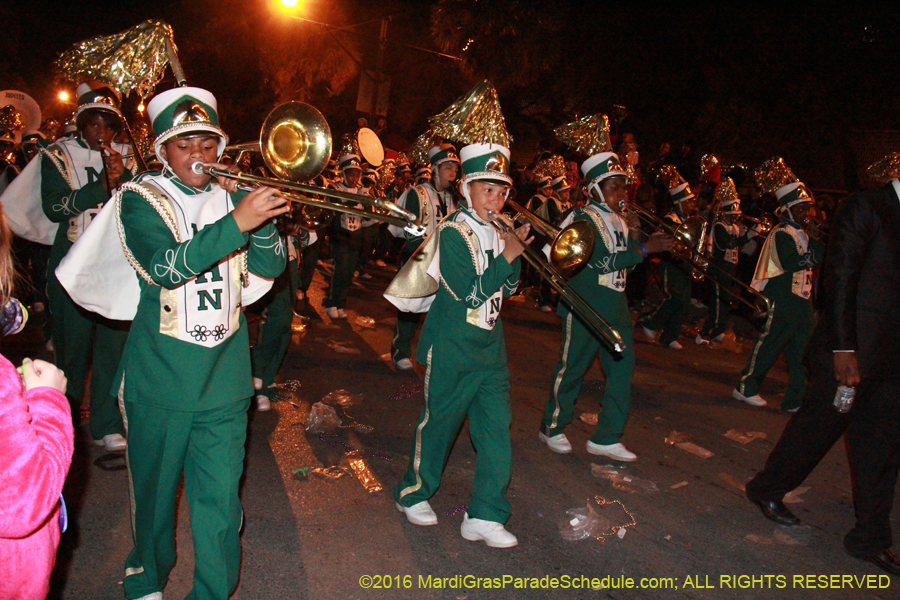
{"left": 823, "top": 194, "right": 874, "bottom": 352}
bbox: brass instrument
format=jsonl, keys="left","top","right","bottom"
{"left": 487, "top": 210, "right": 625, "bottom": 353}
{"left": 503, "top": 199, "right": 595, "bottom": 272}
{"left": 741, "top": 212, "right": 776, "bottom": 235}
{"left": 192, "top": 101, "right": 419, "bottom": 230}
{"left": 623, "top": 201, "right": 772, "bottom": 318}
{"left": 803, "top": 215, "right": 829, "bottom": 243}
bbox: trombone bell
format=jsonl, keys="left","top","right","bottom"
{"left": 260, "top": 102, "right": 332, "bottom": 182}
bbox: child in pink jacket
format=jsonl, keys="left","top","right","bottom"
{"left": 0, "top": 353, "right": 71, "bottom": 599}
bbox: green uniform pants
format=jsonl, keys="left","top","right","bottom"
{"left": 122, "top": 398, "right": 249, "bottom": 600}
{"left": 251, "top": 259, "right": 299, "bottom": 399}
{"left": 391, "top": 310, "right": 421, "bottom": 362}
{"left": 47, "top": 266, "right": 128, "bottom": 438}
{"left": 700, "top": 261, "right": 737, "bottom": 339}
{"left": 542, "top": 307, "right": 636, "bottom": 446}
{"left": 395, "top": 346, "right": 513, "bottom": 523}
{"left": 736, "top": 298, "right": 814, "bottom": 410}
{"left": 323, "top": 238, "right": 359, "bottom": 309}
{"left": 639, "top": 260, "right": 691, "bottom": 346}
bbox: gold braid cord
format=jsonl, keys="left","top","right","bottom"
{"left": 438, "top": 221, "right": 481, "bottom": 302}
{"left": 39, "top": 147, "right": 73, "bottom": 190}
{"left": 115, "top": 182, "right": 182, "bottom": 285}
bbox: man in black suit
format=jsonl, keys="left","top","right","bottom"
{"left": 745, "top": 154, "right": 900, "bottom": 575}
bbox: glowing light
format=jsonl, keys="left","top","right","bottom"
{"left": 58, "top": 91, "right": 69, "bottom": 101}
{"left": 137, "top": 102, "right": 145, "bottom": 113}
{"left": 280, "top": 0, "right": 298, "bottom": 7}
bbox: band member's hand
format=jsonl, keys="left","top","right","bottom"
{"left": 232, "top": 186, "right": 290, "bottom": 233}
{"left": 500, "top": 219, "right": 532, "bottom": 263}
{"left": 212, "top": 163, "right": 241, "bottom": 194}
{"left": 834, "top": 351, "right": 861, "bottom": 387}
{"left": 624, "top": 212, "right": 641, "bottom": 231}
{"left": 644, "top": 231, "right": 675, "bottom": 253}
{"left": 100, "top": 142, "right": 125, "bottom": 190}
{"left": 22, "top": 358, "right": 67, "bottom": 393}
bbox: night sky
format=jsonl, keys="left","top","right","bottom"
{"left": 3, "top": 1, "right": 899, "bottom": 189}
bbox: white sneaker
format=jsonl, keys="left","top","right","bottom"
{"left": 641, "top": 325, "right": 656, "bottom": 341}
{"left": 375, "top": 259, "right": 387, "bottom": 268}
{"left": 336, "top": 308, "right": 347, "bottom": 319}
{"left": 695, "top": 334, "right": 709, "bottom": 345}
{"left": 539, "top": 305, "right": 553, "bottom": 313}
{"left": 134, "top": 593, "right": 163, "bottom": 600}
{"left": 394, "top": 358, "right": 414, "bottom": 370}
{"left": 668, "top": 340, "right": 683, "bottom": 350}
{"left": 732, "top": 388, "right": 767, "bottom": 407}
{"left": 460, "top": 513, "right": 518, "bottom": 548}
{"left": 360, "top": 272, "right": 373, "bottom": 280}
{"left": 538, "top": 432, "right": 572, "bottom": 454}
{"left": 253, "top": 377, "right": 263, "bottom": 391}
{"left": 94, "top": 433, "right": 127, "bottom": 452}
{"left": 255, "top": 395, "right": 271, "bottom": 411}
{"left": 586, "top": 441, "right": 637, "bottom": 462}
{"left": 396, "top": 500, "right": 438, "bottom": 526}
{"left": 325, "top": 306, "right": 339, "bottom": 319}
{"left": 713, "top": 333, "right": 725, "bottom": 342}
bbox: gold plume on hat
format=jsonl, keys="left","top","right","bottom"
{"left": 39, "top": 118, "right": 61, "bottom": 141}
{"left": 131, "top": 121, "right": 155, "bottom": 159}
{"left": 54, "top": 19, "right": 180, "bottom": 98}
{"left": 533, "top": 154, "right": 566, "bottom": 179}
{"left": 714, "top": 177, "right": 740, "bottom": 205}
{"left": 428, "top": 80, "right": 511, "bottom": 147}
{"left": 338, "top": 134, "right": 359, "bottom": 158}
{"left": 700, "top": 154, "right": 719, "bottom": 180}
{"left": 754, "top": 157, "right": 799, "bottom": 195}
{"left": 658, "top": 164, "right": 686, "bottom": 190}
{"left": 0, "top": 105, "right": 24, "bottom": 134}
{"left": 407, "top": 129, "right": 441, "bottom": 166}
{"left": 866, "top": 152, "right": 900, "bottom": 185}
{"left": 554, "top": 114, "right": 613, "bottom": 157}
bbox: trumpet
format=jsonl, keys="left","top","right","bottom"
{"left": 623, "top": 201, "right": 772, "bottom": 318}
{"left": 487, "top": 210, "right": 625, "bottom": 353}
{"left": 803, "top": 215, "right": 829, "bottom": 242}
{"left": 740, "top": 213, "right": 776, "bottom": 235}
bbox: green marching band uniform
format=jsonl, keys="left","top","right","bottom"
{"left": 387, "top": 143, "right": 522, "bottom": 546}
{"left": 41, "top": 83, "right": 133, "bottom": 440}
{"left": 699, "top": 177, "right": 756, "bottom": 342}
{"left": 637, "top": 174, "right": 695, "bottom": 348}
{"left": 250, "top": 230, "right": 303, "bottom": 408}
{"left": 734, "top": 169, "right": 825, "bottom": 410}
{"left": 105, "top": 87, "right": 283, "bottom": 599}
{"left": 388, "top": 143, "right": 459, "bottom": 366}
{"left": 322, "top": 153, "right": 370, "bottom": 315}
{"left": 541, "top": 151, "right": 642, "bottom": 453}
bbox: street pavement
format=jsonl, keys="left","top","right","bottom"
{"left": 9, "top": 260, "right": 896, "bottom": 600}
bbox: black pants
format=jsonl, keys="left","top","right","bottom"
{"left": 746, "top": 362, "right": 900, "bottom": 556}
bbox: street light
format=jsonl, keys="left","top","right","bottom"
{"left": 58, "top": 91, "right": 69, "bottom": 101}
{"left": 279, "top": 0, "right": 299, "bottom": 7}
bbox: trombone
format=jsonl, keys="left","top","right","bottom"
{"left": 487, "top": 210, "right": 626, "bottom": 353}
{"left": 503, "top": 199, "right": 595, "bottom": 272}
{"left": 622, "top": 201, "right": 772, "bottom": 318}
{"left": 740, "top": 213, "right": 776, "bottom": 235}
{"left": 194, "top": 101, "right": 421, "bottom": 231}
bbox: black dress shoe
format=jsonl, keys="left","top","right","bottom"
{"left": 847, "top": 549, "right": 900, "bottom": 576}
{"left": 749, "top": 497, "right": 801, "bottom": 526}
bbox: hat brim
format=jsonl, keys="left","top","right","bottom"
{"left": 76, "top": 103, "right": 124, "bottom": 119}
{"left": 464, "top": 172, "right": 513, "bottom": 186}
{"left": 153, "top": 123, "right": 228, "bottom": 166}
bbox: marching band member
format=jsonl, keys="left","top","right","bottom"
{"left": 733, "top": 158, "right": 825, "bottom": 410}
{"left": 696, "top": 178, "right": 758, "bottom": 344}
{"left": 113, "top": 86, "right": 287, "bottom": 599}
{"left": 392, "top": 142, "right": 529, "bottom": 548}
{"left": 41, "top": 82, "right": 133, "bottom": 450}
{"left": 539, "top": 141, "right": 672, "bottom": 462}
{"left": 322, "top": 150, "right": 370, "bottom": 319}
{"left": 637, "top": 166, "right": 698, "bottom": 350}
{"left": 388, "top": 143, "right": 459, "bottom": 370}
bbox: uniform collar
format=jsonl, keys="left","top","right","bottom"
{"left": 163, "top": 170, "right": 213, "bottom": 195}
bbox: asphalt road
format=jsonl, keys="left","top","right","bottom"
{"left": 8, "top": 259, "right": 895, "bottom": 600}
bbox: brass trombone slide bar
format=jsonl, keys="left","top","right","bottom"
{"left": 488, "top": 210, "right": 626, "bottom": 353}
{"left": 503, "top": 198, "right": 597, "bottom": 273}
{"left": 192, "top": 162, "right": 417, "bottom": 228}
{"left": 623, "top": 201, "right": 773, "bottom": 318}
